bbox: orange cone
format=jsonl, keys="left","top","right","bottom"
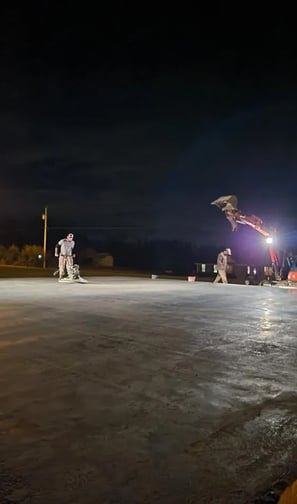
{"left": 278, "top": 480, "right": 297, "bottom": 503}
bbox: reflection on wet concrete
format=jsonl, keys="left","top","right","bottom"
{"left": 0, "top": 278, "right": 297, "bottom": 503}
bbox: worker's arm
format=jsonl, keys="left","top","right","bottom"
{"left": 55, "top": 240, "right": 63, "bottom": 257}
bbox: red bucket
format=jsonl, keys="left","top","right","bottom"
{"left": 288, "top": 271, "right": 297, "bottom": 282}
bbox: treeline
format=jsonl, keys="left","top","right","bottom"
{"left": 0, "top": 240, "right": 221, "bottom": 273}
{"left": 0, "top": 244, "right": 44, "bottom": 267}
{"left": 97, "top": 240, "right": 219, "bottom": 274}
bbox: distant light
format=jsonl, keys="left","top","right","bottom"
{"left": 266, "top": 237, "right": 273, "bottom": 244}
{"left": 38, "top": 254, "right": 42, "bottom": 259}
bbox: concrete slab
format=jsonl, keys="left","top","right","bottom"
{"left": 1, "top": 277, "right": 297, "bottom": 503}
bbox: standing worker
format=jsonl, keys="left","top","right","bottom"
{"left": 55, "top": 233, "right": 75, "bottom": 281}
{"left": 213, "top": 248, "right": 232, "bottom": 284}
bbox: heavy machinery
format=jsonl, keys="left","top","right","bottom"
{"left": 211, "top": 195, "right": 297, "bottom": 286}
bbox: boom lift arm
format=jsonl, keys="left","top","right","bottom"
{"left": 211, "top": 195, "right": 281, "bottom": 277}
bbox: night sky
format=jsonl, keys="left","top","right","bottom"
{"left": 1, "top": 6, "right": 297, "bottom": 253}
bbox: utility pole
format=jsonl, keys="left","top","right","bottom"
{"left": 42, "top": 206, "right": 48, "bottom": 269}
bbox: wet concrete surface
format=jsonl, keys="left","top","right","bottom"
{"left": 1, "top": 277, "right": 297, "bottom": 503}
